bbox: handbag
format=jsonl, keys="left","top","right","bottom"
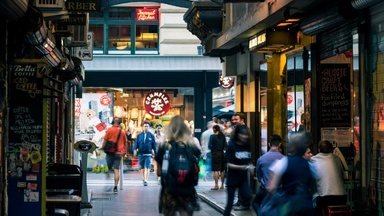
{"left": 104, "top": 129, "right": 122, "bottom": 155}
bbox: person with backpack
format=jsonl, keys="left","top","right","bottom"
{"left": 224, "top": 125, "right": 254, "bottom": 216}
{"left": 155, "top": 115, "right": 201, "bottom": 216}
{"left": 100, "top": 117, "right": 127, "bottom": 194}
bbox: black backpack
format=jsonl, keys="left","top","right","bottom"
{"left": 163, "top": 141, "right": 199, "bottom": 196}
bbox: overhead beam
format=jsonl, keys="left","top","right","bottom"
{"left": 108, "top": 0, "right": 192, "bottom": 8}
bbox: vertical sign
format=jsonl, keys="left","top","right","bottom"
{"left": 73, "top": 31, "right": 93, "bottom": 61}
{"left": 319, "top": 64, "right": 351, "bottom": 127}
{"left": 8, "top": 60, "right": 46, "bottom": 216}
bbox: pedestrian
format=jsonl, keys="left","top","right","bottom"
{"left": 223, "top": 120, "right": 233, "bottom": 143}
{"left": 252, "top": 134, "right": 284, "bottom": 214}
{"left": 209, "top": 125, "right": 227, "bottom": 190}
{"left": 303, "top": 144, "right": 314, "bottom": 161}
{"left": 154, "top": 124, "right": 165, "bottom": 185}
{"left": 310, "top": 140, "right": 347, "bottom": 215}
{"left": 265, "top": 132, "right": 315, "bottom": 216}
{"left": 133, "top": 122, "right": 156, "bottom": 186}
{"left": 224, "top": 125, "right": 254, "bottom": 215}
{"left": 155, "top": 115, "right": 201, "bottom": 216}
{"left": 230, "top": 112, "right": 249, "bottom": 209}
{"left": 200, "top": 121, "right": 214, "bottom": 172}
{"left": 100, "top": 117, "right": 127, "bottom": 194}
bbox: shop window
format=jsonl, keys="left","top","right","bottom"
{"left": 260, "top": 62, "right": 268, "bottom": 154}
{"left": 287, "top": 55, "right": 305, "bottom": 133}
{"left": 89, "top": 24, "right": 103, "bottom": 50}
{"left": 89, "top": 7, "right": 159, "bottom": 55}
{"left": 109, "top": 8, "right": 132, "bottom": 20}
{"left": 135, "top": 25, "right": 158, "bottom": 52}
{"left": 89, "top": 11, "right": 103, "bottom": 20}
{"left": 108, "top": 25, "right": 131, "bottom": 52}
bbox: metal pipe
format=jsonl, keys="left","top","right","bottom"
{"left": 351, "top": 0, "right": 382, "bottom": 10}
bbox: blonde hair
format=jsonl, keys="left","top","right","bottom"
{"left": 166, "top": 115, "right": 193, "bottom": 144}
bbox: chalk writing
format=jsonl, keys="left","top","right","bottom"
{"left": 319, "top": 64, "right": 351, "bottom": 127}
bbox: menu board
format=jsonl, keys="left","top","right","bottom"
{"left": 319, "top": 64, "right": 351, "bottom": 127}
{"left": 8, "top": 61, "right": 46, "bottom": 216}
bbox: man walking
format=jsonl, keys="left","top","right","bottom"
{"left": 133, "top": 122, "right": 156, "bottom": 186}
{"left": 230, "top": 112, "right": 250, "bottom": 210}
{"left": 100, "top": 117, "right": 127, "bottom": 193}
{"left": 252, "top": 134, "right": 284, "bottom": 213}
{"left": 201, "top": 121, "right": 214, "bottom": 172}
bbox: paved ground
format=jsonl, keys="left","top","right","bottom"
{"left": 80, "top": 169, "right": 256, "bottom": 216}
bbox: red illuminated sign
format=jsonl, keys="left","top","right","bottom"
{"left": 144, "top": 90, "right": 171, "bottom": 117}
{"left": 136, "top": 9, "right": 158, "bottom": 21}
{"left": 100, "top": 95, "right": 112, "bottom": 106}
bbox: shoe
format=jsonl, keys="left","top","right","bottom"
{"left": 144, "top": 181, "right": 148, "bottom": 186}
{"left": 233, "top": 205, "right": 250, "bottom": 211}
{"left": 211, "top": 187, "right": 219, "bottom": 190}
{"left": 113, "top": 186, "right": 118, "bottom": 194}
{"left": 233, "top": 202, "right": 241, "bottom": 207}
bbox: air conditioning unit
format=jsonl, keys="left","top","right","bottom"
{"left": 35, "top": 0, "right": 64, "bottom": 10}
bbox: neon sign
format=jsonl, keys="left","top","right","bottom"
{"left": 136, "top": 9, "right": 158, "bottom": 21}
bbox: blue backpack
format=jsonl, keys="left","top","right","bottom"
{"left": 162, "top": 141, "right": 199, "bottom": 196}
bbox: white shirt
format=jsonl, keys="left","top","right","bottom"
{"left": 310, "top": 153, "right": 346, "bottom": 198}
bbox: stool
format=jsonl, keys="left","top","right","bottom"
{"left": 55, "top": 208, "right": 69, "bottom": 216}
{"left": 326, "top": 205, "right": 352, "bottom": 216}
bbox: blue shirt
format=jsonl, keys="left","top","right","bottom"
{"left": 256, "top": 149, "right": 284, "bottom": 189}
{"left": 133, "top": 132, "right": 156, "bottom": 154}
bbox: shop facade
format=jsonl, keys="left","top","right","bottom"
{"left": 0, "top": 1, "right": 220, "bottom": 215}
{"left": 185, "top": 0, "right": 384, "bottom": 213}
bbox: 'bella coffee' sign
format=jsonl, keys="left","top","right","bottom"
{"left": 144, "top": 90, "right": 171, "bottom": 117}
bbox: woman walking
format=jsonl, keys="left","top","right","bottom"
{"left": 154, "top": 124, "right": 165, "bottom": 184}
{"left": 209, "top": 125, "right": 226, "bottom": 190}
{"left": 155, "top": 115, "right": 201, "bottom": 216}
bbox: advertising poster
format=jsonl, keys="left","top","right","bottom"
{"left": 75, "top": 93, "right": 114, "bottom": 147}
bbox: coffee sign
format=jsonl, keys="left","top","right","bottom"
{"left": 144, "top": 90, "right": 171, "bottom": 117}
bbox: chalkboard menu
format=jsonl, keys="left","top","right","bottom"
{"left": 319, "top": 64, "right": 351, "bottom": 127}
{"left": 8, "top": 60, "right": 47, "bottom": 216}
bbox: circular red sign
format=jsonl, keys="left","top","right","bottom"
{"left": 220, "top": 75, "right": 234, "bottom": 89}
{"left": 287, "top": 94, "right": 293, "bottom": 105}
{"left": 100, "top": 95, "right": 112, "bottom": 106}
{"left": 144, "top": 91, "right": 171, "bottom": 117}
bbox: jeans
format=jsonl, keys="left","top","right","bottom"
{"left": 252, "top": 187, "right": 268, "bottom": 213}
{"left": 224, "top": 181, "right": 251, "bottom": 216}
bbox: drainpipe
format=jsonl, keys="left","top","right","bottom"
{"left": 351, "top": 0, "right": 382, "bottom": 10}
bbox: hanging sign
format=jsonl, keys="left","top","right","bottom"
{"left": 65, "top": 0, "right": 101, "bottom": 12}
{"left": 219, "top": 75, "right": 234, "bottom": 89}
{"left": 144, "top": 90, "right": 171, "bottom": 117}
{"left": 135, "top": 8, "right": 158, "bottom": 21}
